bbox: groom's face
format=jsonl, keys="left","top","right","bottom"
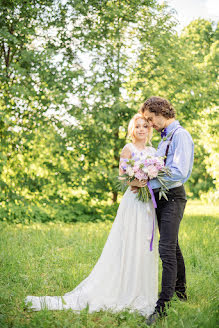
{"left": 143, "top": 110, "right": 167, "bottom": 132}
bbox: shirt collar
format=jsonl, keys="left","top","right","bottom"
{"left": 165, "top": 120, "right": 180, "bottom": 135}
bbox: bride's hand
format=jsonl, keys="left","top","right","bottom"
{"left": 130, "top": 179, "right": 147, "bottom": 188}
{"left": 130, "top": 186, "right": 139, "bottom": 193}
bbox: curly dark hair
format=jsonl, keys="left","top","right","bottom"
{"left": 140, "top": 96, "right": 176, "bottom": 118}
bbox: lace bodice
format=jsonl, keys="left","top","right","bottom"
{"left": 123, "top": 143, "right": 156, "bottom": 159}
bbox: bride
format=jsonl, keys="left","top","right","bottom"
{"left": 25, "top": 113, "right": 158, "bottom": 316}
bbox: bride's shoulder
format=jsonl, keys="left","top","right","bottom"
{"left": 122, "top": 143, "right": 133, "bottom": 152}
{"left": 120, "top": 143, "right": 133, "bottom": 158}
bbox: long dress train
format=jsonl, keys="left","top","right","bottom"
{"left": 25, "top": 144, "right": 158, "bottom": 316}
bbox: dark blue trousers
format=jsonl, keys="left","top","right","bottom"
{"left": 154, "top": 185, "right": 187, "bottom": 313}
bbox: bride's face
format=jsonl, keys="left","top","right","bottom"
{"left": 134, "top": 118, "right": 148, "bottom": 141}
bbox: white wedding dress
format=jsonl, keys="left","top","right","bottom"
{"left": 25, "top": 143, "right": 158, "bottom": 316}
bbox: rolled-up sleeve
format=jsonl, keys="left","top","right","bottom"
{"left": 149, "top": 130, "right": 194, "bottom": 189}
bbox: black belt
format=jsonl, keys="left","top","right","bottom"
{"left": 153, "top": 185, "right": 183, "bottom": 194}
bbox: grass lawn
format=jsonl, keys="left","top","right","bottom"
{"left": 0, "top": 200, "right": 218, "bottom": 327}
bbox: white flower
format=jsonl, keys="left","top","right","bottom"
{"left": 142, "top": 167, "right": 148, "bottom": 174}
{"left": 134, "top": 160, "right": 141, "bottom": 167}
{"left": 147, "top": 165, "right": 159, "bottom": 179}
{"left": 126, "top": 166, "right": 134, "bottom": 177}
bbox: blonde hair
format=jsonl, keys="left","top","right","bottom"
{"left": 128, "top": 113, "right": 153, "bottom": 145}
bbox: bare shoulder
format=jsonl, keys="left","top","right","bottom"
{"left": 120, "top": 143, "right": 132, "bottom": 158}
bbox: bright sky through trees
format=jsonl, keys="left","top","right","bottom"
{"left": 159, "top": 0, "right": 219, "bottom": 32}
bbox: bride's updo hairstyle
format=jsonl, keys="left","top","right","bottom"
{"left": 128, "top": 113, "right": 153, "bottom": 145}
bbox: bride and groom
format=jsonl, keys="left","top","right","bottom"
{"left": 25, "top": 96, "right": 194, "bottom": 325}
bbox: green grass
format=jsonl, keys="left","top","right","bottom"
{"left": 0, "top": 200, "right": 218, "bottom": 327}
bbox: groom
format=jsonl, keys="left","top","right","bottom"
{"left": 137, "top": 96, "right": 194, "bottom": 325}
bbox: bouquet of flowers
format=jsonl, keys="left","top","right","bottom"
{"left": 118, "top": 153, "right": 171, "bottom": 203}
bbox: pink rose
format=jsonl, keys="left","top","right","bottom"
{"left": 147, "top": 165, "right": 159, "bottom": 179}
{"left": 135, "top": 171, "right": 147, "bottom": 181}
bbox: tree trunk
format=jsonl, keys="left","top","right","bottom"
{"left": 112, "top": 191, "right": 118, "bottom": 203}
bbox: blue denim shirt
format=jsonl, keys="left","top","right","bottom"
{"left": 149, "top": 120, "right": 194, "bottom": 190}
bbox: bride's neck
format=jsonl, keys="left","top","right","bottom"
{"left": 133, "top": 140, "right": 146, "bottom": 150}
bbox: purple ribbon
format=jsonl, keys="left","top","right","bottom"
{"left": 150, "top": 216, "right": 154, "bottom": 252}
{"left": 147, "top": 182, "right": 157, "bottom": 252}
{"left": 147, "top": 182, "right": 157, "bottom": 209}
